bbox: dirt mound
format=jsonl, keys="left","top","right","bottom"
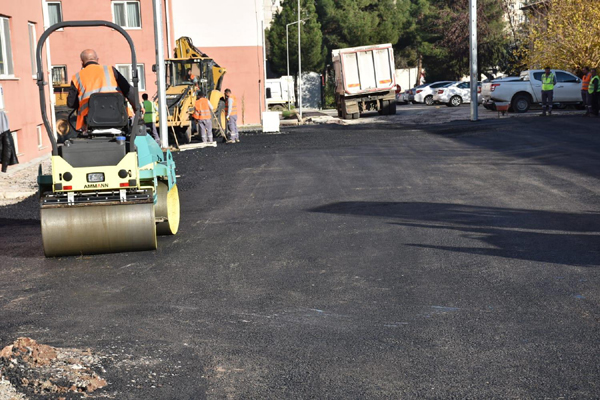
{"left": 0, "top": 337, "right": 106, "bottom": 398}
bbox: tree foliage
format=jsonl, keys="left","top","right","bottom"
{"left": 522, "top": 0, "right": 600, "bottom": 71}
{"left": 266, "top": 0, "right": 326, "bottom": 76}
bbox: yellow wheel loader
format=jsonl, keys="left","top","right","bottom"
{"left": 159, "top": 37, "right": 227, "bottom": 144}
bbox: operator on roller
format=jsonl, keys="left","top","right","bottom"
{"left": 192, "top": 91, "right": 215, "bottom": 146}
{"left": 67, "top": 49, "right": 138, "bottom": 131}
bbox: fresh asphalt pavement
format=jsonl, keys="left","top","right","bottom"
{"left": 1, "top": 110, "right": 600, "bottom": 399}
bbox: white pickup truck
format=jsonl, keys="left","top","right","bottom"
{"left": 481, "top": 70, "right": 583, "bottom": 113}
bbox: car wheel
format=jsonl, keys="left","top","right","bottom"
{"left": 425, "top": 95, "right": 434, "bottom": 106}
{"left": 450, "top": 96, "right": 462, "bottom": 107}
{"left": 511, "top": 94, "right": 531, "bottom": 113}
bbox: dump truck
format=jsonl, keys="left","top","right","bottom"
{"left": 332, "top": 43, "right": 397, "bottom": 119}
{"left": 36, "top": 20, "right": 180, "bottom": 257}
{"left": 160, "top": 37, "right": 227, "bottom": 144}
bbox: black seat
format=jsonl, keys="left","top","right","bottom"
{"left": 86, "top": 92, "right": 128, "bottom": 130}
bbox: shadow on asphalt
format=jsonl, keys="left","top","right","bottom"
{"left": 309, "top": 201, "right": 600, "bottom": 267}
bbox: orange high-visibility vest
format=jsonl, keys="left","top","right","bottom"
{"left": 73, "top": 64, "right": 121, "bottom": 129}
{"left": 582, "top": 72, "right": 592, "bottom": 91}
{"left": 225, "top": 95, "right": 237, "bottom": 116}
{"left": 193, "top": 98, "right": 211, "bottom": 120}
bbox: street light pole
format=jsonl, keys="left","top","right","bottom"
{"left": 298, "top": 0, "right": 302, "bottom": 121}
{"left": 152, "top": 0, "right": 169, "bottom": 148}
{"left": 286, "top": 18, "right": 308, "bottom": 111}
{"left": 469, "top": 0, "right": 478, "bottom": 122}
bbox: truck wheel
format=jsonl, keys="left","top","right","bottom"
{"left": 271, "top": 105, "right": 284, "bottom": 112}
{"left": 351, "top": 112, "right": 360, "bottom": 119}
{"left": 425, "top": 95, "right": 434, "bottom": 106}
{"left": 380, "top": 100, "right": 390, "bottom": 115}
{"left": 511, "top": 94, "right": 531, "bottom": 113}
{"left": 176, "top": 126, "right": 192, "bottom": 144}
{"left": 450, "top": 96, "right": 462, "bottom": 107}
{"left": 388, "top": 101, "right": 397, "bottom": 115}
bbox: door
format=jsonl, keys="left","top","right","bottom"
{"left": 554, "top": 71, "right": 581, "bottom": 102}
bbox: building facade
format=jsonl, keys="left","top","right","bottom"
{"left": 171, "top": 0, "right": 266, "bottom": 125}
{"left": 0, "top": 0, "right": 50, "bottom": 164}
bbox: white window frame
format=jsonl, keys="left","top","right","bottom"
{"left": 0, "top": 17, "right": 14, "bottom": 78}
{"left": 47, "top": 2, "right": 63, "bottom": 27}
{"left": 28, "top": 22, "right": 37, "bottom": 78}
{"left": 11, "top": 131, "right": 19, "bottom": 155}
{"left": 116, "top": 63, "right": 145, "bottom": 91}
{"left": 111, "top": 1, "right": 142, "bottom": 30}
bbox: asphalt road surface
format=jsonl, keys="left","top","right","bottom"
{"left": 1, "top": 113, "right": 599, "bottom": 399}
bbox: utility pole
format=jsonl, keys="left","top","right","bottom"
{"left": 286, "top": 18, "right": 308, "bottom": 111}
{"left": 298, "top": 0, "right": 302, "bottom": 121}
{"left": 152, "top": 0, "right": 169, "bottom": 148}
{"left": 469, "top": 0, "right": 478, "bottom": 122}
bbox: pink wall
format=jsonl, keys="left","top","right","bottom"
{"left": 48, "top": 0, "right": 173, "bottom": 98}
{"left": 203, "top": 46, "right": 265, "bottom": 125}
{"left": 0, "top": 0, "right": 50, "bottom": 164}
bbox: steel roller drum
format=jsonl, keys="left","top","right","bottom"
{"left": 41, "top": 203, "right": 157, "bottom": 257}
{"left": 156, "top": 182, "right": 180, "bottom": 236}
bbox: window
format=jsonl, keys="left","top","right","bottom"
{"left": 0, "top": 17, "right": 14, "bottom": 77}
{"left": 532, "top": 72, "right": 543, "bottom": 82}
{"left": 556, "top": 71, "right": 579, "bottom": 83}
{"left": 37, "top": 125, "right": 43, "bottom": 148}
{"left": 11, "top": 131, "right": 19, "bottom": 155}
{"left": 458, "top": 82, "right": 469, "bottom": 89}
{"left": 116, "top": 64, "right": 145, "bottom": 91}
{"left": 29, "top": 23, "right": 37, "bottom": 77}
{"left": 113, "top": 1, "right": 141, "bottom": 29}
{"left": 47, "top": 2, "right": 63, "bottom": 26}
{"left": 52, "top": 65, "right": 67, "bottom": 84}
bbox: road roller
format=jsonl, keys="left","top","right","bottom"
{"left": 35, "top": 20, "right": 180, "bottom": 257}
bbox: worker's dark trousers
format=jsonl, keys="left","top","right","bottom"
{"left": 144, "top": 122, "right": 160, "bottom": 143}
{"left": 541, "top": 90, "right": 553, "bottom": 113}
{"left": 592, "top": 92, "right": 600, "bottom": 116}
{"left": 227, "top": 115, "right": 239, "bottom": 141}
{"left": 196, "top": 119, "right": 213, "bottom": 142}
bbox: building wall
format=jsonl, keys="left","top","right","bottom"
{"left": 0, "top": 0, "right": 50, "bottom": 164}
{"left": 47, "top": 0, "right": 174, "bottom": 98}
{"left": 172, "top": 0, "right": 266, "bottom": 125}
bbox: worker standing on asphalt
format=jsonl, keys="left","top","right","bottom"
{"left": 581, "top": 67, "right": 592, "bottom": 116}
{"left": 540, "top": 67, "right": 557, "bottom": 116}
{"left": 67, "top": 49, "right": 137, "bottom": 131}
{"left": 224, "top": 88, "right": 239, "bottom": 144}
{"left": 589, "top": 68, "right": 600, "bottom": 117}
{"left": 141, "top": 93, "right": 160, "bottom": 143}
{"left": 192, "top": 91, "right": 215, "bottom": 145}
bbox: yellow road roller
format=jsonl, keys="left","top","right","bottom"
{"left": 35, "top": 20, "right": 180, "bottom": 257}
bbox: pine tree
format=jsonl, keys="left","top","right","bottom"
{"left": 266, "top": 0, "right": 326, "bottom": 76}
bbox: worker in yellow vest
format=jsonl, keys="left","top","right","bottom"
{"left": 67, "top": 49, "right": 137, "bottom": 131}
{"left": 581, "top": 67, "right": 592, "bottom": 116}
{"left": 589, "top": 68, "right": 600, "bottom": 117}
{"left": 224, "top": 88, "right": 239, "bottom": 144}
{"left": 540, "top": 67, "right": 557, "bottom": 116}
{"left": 192, "top": 91, "right": 215, "bottom": 145}
{"left": 141, "top": 93, "right": 160, "bottom": 143}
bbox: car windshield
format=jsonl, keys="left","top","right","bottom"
{"left": 442, "top": 83, "right": 454, "bottom": 87}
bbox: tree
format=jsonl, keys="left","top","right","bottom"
{"left": 266, "top": 0, "right": 326, "bottom": 76}
{"left": 522, "top": 0, "right": 600, "bottom": 71}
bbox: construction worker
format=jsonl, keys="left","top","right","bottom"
{"left": 581, "top": 67, "right": 592, "bottom": 116}
{"left": 141, "top": 93, "right": 160, "bottom": 143}
{"left": 67, "top": 49, "right": 137, "bottom": 131}
{"left": 589, "top": 68, "right": 600, "bottom": 117}
{"left": 540, "top": 67, "right": 556, "bottom": 116}
{"left": 224, "top": 88, "right": 239, "bottom": 143}
{"left": 192, "top": 91, "right": 215, "bottom": 145}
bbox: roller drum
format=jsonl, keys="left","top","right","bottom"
{"left": 156, "top": 182, "right": 180, "bottom": 236}
{"left": 41, "top": 203, "right": 157, "bottom": 257}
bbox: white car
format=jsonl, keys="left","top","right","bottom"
{"left": 414, "top": 81, "right": 454, "bottom": 105}
{"left": 433, "top": 81, "right": 481, "bottom": 107}
{"left": 481, "top": 70, "right": 582, "bottom": 113}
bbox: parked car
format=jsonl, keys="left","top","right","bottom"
{"left": 414, "top": 81, "right": 454, "bottom": 105}
{"left": 397, "top": 88, "right": 415, "bottom": 104}
{"left": 433, "top": 81, "right": 482, "bottom": 107}
{"left": 481, "top": 70, "right": 582, "bottom": 113}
